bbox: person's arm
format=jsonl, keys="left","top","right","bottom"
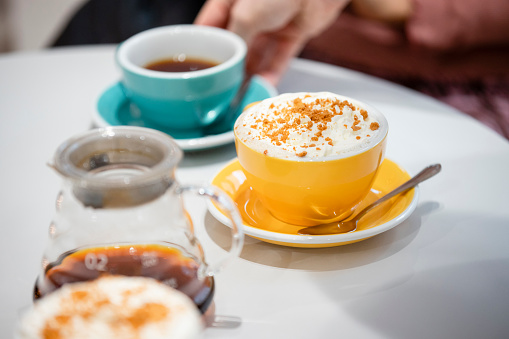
{"left": 351, "top": 0, "right": 509, "bottom": 50}
{"left": 407, "top": 0, "right": 509, "bottom": 50}
{"left": 195, "top": 0, "right": 350, "bottom": 85}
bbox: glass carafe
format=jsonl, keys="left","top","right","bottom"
{"left": 33, "top": 126, "right": 244, "bottom": 313}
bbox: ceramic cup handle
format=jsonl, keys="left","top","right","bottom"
{"left": 177, "top": 184, "right": 244, "bottom": 276}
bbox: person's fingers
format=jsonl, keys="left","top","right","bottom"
{"left": 247, "top": 31, "right": 307, "bottom": 85}
{"left": 227, "top": 0, "right": 301, "bottom": 43}
{"left": 196, "top": 0, "right": 350, "bottom": 85}
{"left": 249, "top": 0, "right": 349, "bottom": 84}
{"left": 251, "top": 42, "right": 302, "bottom": 85}
{"left": 194, "top": 0, "right": 235, "bottom": 28}
{"left": 293, "top": 0, "right": 350, "bottom": 38}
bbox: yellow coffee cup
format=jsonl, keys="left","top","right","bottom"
{"left": 234, "top": 92, "right": 388, "bottom": 226}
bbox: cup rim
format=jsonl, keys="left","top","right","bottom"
{"left": 117, "top": 24, "right": 247, "bottom": 79}
{"left": 234, "top": 93, "right": 389, "bottom": 162}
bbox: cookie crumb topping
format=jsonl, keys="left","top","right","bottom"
{"left": 235, "top": 92, "right": 382, "bottom": 158}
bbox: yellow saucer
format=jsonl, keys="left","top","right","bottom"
{"left": 208, "top": 159, "right": 419, "bottom": 248}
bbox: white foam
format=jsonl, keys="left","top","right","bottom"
{"left": 16, "top": 276, "right": 203, "bottom": 339}
{"left": 235, "top": 92, "right": 386, "bottom": 160}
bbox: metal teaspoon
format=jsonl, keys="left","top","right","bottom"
{"left": 298, "top": 163, "right": 442, "bottom": 235}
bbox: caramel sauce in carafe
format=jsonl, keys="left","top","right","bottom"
{"left": 34, "top": 244, "right": 214, "bottom": 313}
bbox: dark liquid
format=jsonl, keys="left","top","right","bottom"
{"left": 145, "top": 57, "right": 218, "bottom": 72}
{"left": 33, "top": 244, "right": 214, "bottom": 313}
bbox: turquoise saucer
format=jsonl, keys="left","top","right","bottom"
{"left": 93, "top": 76, "right": 277, "bottom": 151}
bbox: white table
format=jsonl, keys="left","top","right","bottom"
{"left": 1, "top": 46, "right": 509, "bottom": 338}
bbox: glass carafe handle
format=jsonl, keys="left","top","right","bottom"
{"left": 177, "top": 184, "right": 244, "bottom": 276}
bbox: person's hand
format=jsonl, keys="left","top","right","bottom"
{"left": 195, "top": 0, "right": 350, "bottom": 85}
{"left": 350, "top": 0, "right": 412, "bottom": 25}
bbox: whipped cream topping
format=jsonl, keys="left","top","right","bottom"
{"left": 17, "top": 276, "right": 203, "bottom": 339}
{"left": 235, "top": 92, "right": 384, "bottom": 159}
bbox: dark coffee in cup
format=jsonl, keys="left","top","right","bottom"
{"left": 145, "top": 56, "right": 218, "bottom": 72}
{"left": 116, "top": 25, "right": 247, "bottom": 129}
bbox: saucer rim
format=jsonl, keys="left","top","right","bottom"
{"left": 92, "top": 75, "right": 278, "bottom": 151}
{"left": 207, "top": 158, "right": 420, "bottom": 247}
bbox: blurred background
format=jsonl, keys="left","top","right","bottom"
{"left": 1, "top": 0, "right": 507, "bottom": 139}
{"left": 0, "top": 0, "right": 86, "bottom": 52}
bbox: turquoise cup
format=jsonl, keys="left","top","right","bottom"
{"left": 116, "top": 25, "right": 247, "bottom": 134}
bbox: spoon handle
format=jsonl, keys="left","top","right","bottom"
{"left": 355, "top": 163, "right": 442, "bottom": 221}
{"left": 223, "top": 73, "right": 253, "bottom": 123}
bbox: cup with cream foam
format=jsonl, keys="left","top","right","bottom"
{"left": 16, "top": 275, "right": 204, "bottom": 339}
{"left": 234, "top": 92, "right": 388, "bottom": 226}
